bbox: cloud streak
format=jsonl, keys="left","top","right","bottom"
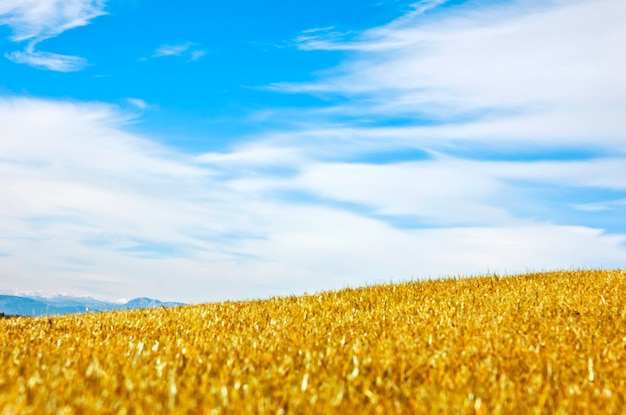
{"left": 0, "top": 0, "right": 106, "bottom": 71}
{"left": 126, "top": 98, "right": 149, "bottom": 110}
{"left": 6, "top": 47, "right": 88, "bottom": 72}
{"left": 284, "top": 0, "right": 626, "bottom": 128}
{"left": 152, "top": 42, "right": 207, "bottom": 61}
{"left": 153, "top": 43, "right": 193, "bottom": 58}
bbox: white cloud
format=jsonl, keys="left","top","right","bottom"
{"left": 1, "top": 97, "right": 625, "bottom": 302}
{"left": 281, "top": 0, "right": 626, "bottom": 153}
{"left": 189, "top": 50, "right": 207, "bottom": 61}
{"left": 0, "top": 0, "right": 106, "bottom": 42}
{"left": 573, "top": 199, "right": 626, "bottom": 212}
{"left": 153, "top": 43, "right": 193, "bottom": 58}
{"left": 240, "top": 210, "right": 626, "bottom": 289}
{"left": 301, "top": 26, "right": 335, "bottom": 34}
{"left": 5, "top": 48, "right": 87, "bottom": 72}
{"left": 0, "top": 0, "right": 105, "bottom": 71}
{"left": 295, "top": 0, "right": 449, "bottom": 51}
{"left": 409, "top": 0, "right": 449, "bottom": 15}
{"left": 152, "top": 42, "right": 207, "bottom": 61}
{"left": 126, "top": 98, "right": 149, "bottom": 110}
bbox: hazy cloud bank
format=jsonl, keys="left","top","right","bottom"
{"left": 1, "top": 95, "right": 624, "bottom": 302}
{"left": 1, "top": 0, "right": 625, "bottom": 301}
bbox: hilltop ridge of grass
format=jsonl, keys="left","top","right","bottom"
{"left": 1, "top": 269, "right": 625, "bottom": 414}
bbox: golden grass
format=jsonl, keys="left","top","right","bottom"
{"left": 1, "top": 269, "right": 625, "bottom": 414}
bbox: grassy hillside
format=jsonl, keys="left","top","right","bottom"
{"left": 1, "top": 270, "right": 625, "bottom": 414}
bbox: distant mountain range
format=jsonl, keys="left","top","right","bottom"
{"left": 0, "top": 294, "right": 185, "bottom": 317}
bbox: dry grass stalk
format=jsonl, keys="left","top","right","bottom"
{"left": 1, "top": 269, "right": 625, "bottom": 414}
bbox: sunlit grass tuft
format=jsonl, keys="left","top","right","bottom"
{"left": 1, "top": 269, "right": 625, "bottom": 413}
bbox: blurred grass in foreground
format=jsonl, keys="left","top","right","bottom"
{"left": 1, "top": 269, "right": 625, "bottom": 414}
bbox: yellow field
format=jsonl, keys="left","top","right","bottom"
{"left": 1, "top": 270, "right": 625, "bottom": 414}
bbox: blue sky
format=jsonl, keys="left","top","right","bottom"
{"left": 0, "top": 0, "right": 625, "bottom": 302}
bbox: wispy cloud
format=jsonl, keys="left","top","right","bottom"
{"left": 126, "top": 98, "right": 149, "bottom": 110}
{"left": 573, "top": 199, "right": 626, "bottom": 212}
{"left": 294, "top": 1, "right": 449, "bottom": 52}
{"left": 0, "top": 0, "right": 106, "bottom": 42}
{"left": 153, "top": 42, "right": 193, "bottom": 58}
{"left": 294, "top": 27, "right": 356, "bottom": 52}
{"left": 409, "top": 0, "right": 449, "bottom": 15}
{"left": 301, "top": 26, "right": 336, "bottom": 34}
{"left": 6, "top": 47, "right": 88, "bottom": 72}
{"left": 189, "top": 50, "right": 207, "bottom": 61}
{"left": 277, "top": 0, "right": 626, "bottom": 150}
{"left": 152, "top": 42, "right": 207, "bottom": 61}
{"left": 0, "top": 0, "right": 106, "bottom": 71}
